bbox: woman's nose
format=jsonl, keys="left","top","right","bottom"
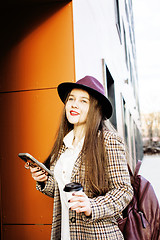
{"left": 71, "top": 100, "right": 78, "bottom": 108}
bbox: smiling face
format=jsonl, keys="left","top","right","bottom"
{"left": 65, "top": 88, "right": 90, "bottom": 127}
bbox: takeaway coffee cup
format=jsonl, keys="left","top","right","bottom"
{"left": 63, "top": 182, "right": 83, "bottom": 209}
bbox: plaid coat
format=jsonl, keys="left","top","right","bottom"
{"left": 37, "top": 130, "right": 133, "bottom": 240}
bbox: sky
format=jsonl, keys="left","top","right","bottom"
{"left": 132, "top": 0, "right": 160, "bottom": 114}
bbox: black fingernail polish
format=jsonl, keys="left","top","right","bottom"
{"left": 68, "top": 200, "right": 70, "bottom": 202}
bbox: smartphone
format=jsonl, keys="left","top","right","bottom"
{"left": 18, "top": 153, "right": 53, "bottom": 176}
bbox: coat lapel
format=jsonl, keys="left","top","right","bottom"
{"left": 50, "top": 144, "right": 67, "bottom": 171}
{"left": 71, "top": 151, "right": 84, "bottom": 181}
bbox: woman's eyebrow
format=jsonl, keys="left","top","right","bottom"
{"left": 81, "top": 96, "right": 90, "bottom": 100}
{"left": 69, "top": 94, "right": 89, "bottom": 100}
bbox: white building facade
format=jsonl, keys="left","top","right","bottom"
{"left": 72, "top": 0, "right": 143, "bottom": 169}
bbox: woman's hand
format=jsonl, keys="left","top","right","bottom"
{"left": 30, "top": 166, "right": 48, "bottom": 182}
{"left": 69, "top": 191, "right": 92, "bottom": 217}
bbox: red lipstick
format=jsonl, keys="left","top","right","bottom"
{"left": 70, "top": 110, "right": 79, "bottom": 116}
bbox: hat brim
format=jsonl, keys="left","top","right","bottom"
{"left": 57, "top": 82, "right": 113, "bottom": 119}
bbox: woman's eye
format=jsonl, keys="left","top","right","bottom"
{"left": 68, "top": 97, "right": 74, "bottom": 101}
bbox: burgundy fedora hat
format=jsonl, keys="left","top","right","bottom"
{"left": 57, "top": 75, "right": 113, "bottom": 119}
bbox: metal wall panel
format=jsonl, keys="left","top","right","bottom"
{"left": 0, "top": 2, "right": 75, "bottom": 93}
{"left": 0, "top": 89, "right": 62, "bottom": 224}
{"left": 0, "top": 1, "right": 75, "bottom": 239}
{"left": 2, "top": 225, "right": 52, "bottom": 240}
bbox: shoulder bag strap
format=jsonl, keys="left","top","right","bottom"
{"left": 134, "top": 160, "right": 142, "bottom": 176}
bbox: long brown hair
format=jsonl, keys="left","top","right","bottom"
{"left": 45, "top": 92, "right": 110, "bottom": 197}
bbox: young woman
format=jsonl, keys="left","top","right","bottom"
{"left": 30, "top": 76, "right": 133, "bottom": 240}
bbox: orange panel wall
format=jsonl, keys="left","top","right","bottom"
{"left": 0, "top": 2, "right": 75, "bottom": 239}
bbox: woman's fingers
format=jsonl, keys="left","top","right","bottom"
{"left": 69, "top": 191, "right": 92, "bottom": 216}
{"left": 33, "top": 173, "right": 48, "bottom": 182}
{"left": 30, "top": 166, "right": 40, "bottom": 173}
{"left": 30, "top": 166, "right": 48, "bottom": 182}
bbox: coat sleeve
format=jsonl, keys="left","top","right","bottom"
{"left": 83, "top": 131, "right": 133, "bottom": 222}
{"left": 36, "top": 176, "right": 55, "bottom": 198}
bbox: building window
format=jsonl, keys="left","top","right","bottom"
{"left": 106, "top": 66, "right": 117, "bottom": 129}
{"left": 130, "top": 113, "right": 135, "bottom": 160}
{"left": 124, "top": 0, "right": 129, "bottom": 23}
{"left": 114, "top": 0, "right": 121, "bottom": 42}
{"left": 128, "top": 53, "right": 133, "bottom": 84}
{"left": 122, "top": 98, "right": 128, "bottom": 146}
{"left": 123, "top": 22, "right": 128, "bottom": 69}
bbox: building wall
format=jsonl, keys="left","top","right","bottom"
{"left": 72, "top": 0, "right": 143, "bottom": 169}
{"left": 0, "top": 2, "right": 75, "bottom": 239}
{"left": 72, "top": 0, "right": 126, "bottom": 82}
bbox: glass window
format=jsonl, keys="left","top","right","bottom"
{"left": 114, "top": 0, "right": 121, "bottom": 42}
{"left": 106, "top": 66, "right": 117, "bottom": 129}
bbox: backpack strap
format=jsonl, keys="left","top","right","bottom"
{"left": 134, "top": 160, "right": 142, "bottom": 176}
{"left": 127, "top": 160, "right": 142, "bottom": 180}
{"left": 127, "top": 164, "right": 134, "bottom": 177}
